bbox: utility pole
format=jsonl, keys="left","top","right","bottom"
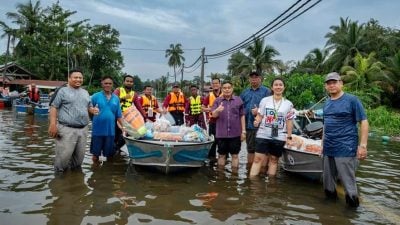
{"left": 200, "top": 47, "right": 205, "bottom": 94}
{"left": 66, "top": 28, "right": 70, "bottom": 75}
{"left": 180, "top": 63, "right": 184, "bottom": 88}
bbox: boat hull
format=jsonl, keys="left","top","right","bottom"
{"left": 281, "top": 147, "right": 323, "bottom": 181}
{"left": 15, "top": 104, "right": 49, "bottom": 115}
{"left": 124, "top": 137, "right": 213, "bottom": 174}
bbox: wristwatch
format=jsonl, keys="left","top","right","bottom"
{"left": 287, "top": 136, "right": 292, "bottom": 140}
{"left": 359, "top": 144, "right": 367, "bottom": 149}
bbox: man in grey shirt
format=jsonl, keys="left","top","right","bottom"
{"left": 48, "top": 68, "right": 98, "bottom": 172}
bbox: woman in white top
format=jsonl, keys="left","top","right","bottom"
{"left": 250, "top": 77, "right": 295, "bottom": 177}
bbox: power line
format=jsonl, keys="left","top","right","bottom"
{"left": 184, "top": 56, "right": 201, "bottom": 69}
{"left": 260, "top": 0, "right": 322, "bottom": 40}
{"left": 184, "top": 61, "right": 202, "bottom": 74}
{"left": 119, "top": 47, "right": 202, "bottom": 51}
{"left": 206, "top": 0, "right": 321, "bottom": 59}
{"left": 206, "top": 0, "right": 303, "bottom": 58}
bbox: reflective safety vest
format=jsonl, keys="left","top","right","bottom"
{"left": 141, "top": 94, "right": 157, "bottom": 113}
{"left": 28, "top": 85, "right": 40, "bottom": 102}
{"left": 168, "top": 92, "right": 185, "bottom": 112}
{"left": 119, "top": 87, "right": 134, "bottom": 112}
{"left": 189, "top": 95, "right": 202, "bottom": 115}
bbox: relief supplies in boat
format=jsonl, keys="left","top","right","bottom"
{"left": 285, "top": 134, "right": 322, "bottom": 154}
{"left": 122, "top": 105, "right": 147, "bottom": 138}
{"left": 146, "top": 116, "right": 209, "bottom": 143}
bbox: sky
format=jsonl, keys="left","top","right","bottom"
{"left": 0, "top": 0, "right": 399, "bottom": 82}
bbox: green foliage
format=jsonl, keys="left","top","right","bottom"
{"left": 284, "top": 74, "right": 326, "bottom": 109}
{"left": 0, "top": 1, "right": 123, "bottom": 84}
{"left": 345, "top": 87, "right": 382, "bottom": 109}
{"left": 366, "top": 106, "right": 400, "bottom": 136}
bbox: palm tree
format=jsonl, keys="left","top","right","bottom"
{"left": 303, "top": 48, "right": 329, "bottom": 74}
{"left": 3, "top": 1, "right": 43, "bottom": 54}
{"left": 246, "top": 37, "right": 280, "bottom": 75}
{"left": 325, "top": 17, "right": 368, "bottom": 72}
{"left": 165, "top": 43, "right": 185, "bottom": 83}
{"left": 275, "top": 60, "right": 295, "bottom": 76}
{"left": 340, "top": 52, "right": 388, "bottom": 107}
{"left": 227, "top": 51, "right": 252, "bottom": 76}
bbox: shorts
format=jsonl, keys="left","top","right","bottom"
{"left": 90, "top": 136, "right": 116, "bottom": 157}
{"left": 217, "top": 137, "right": 241, "bottom": 155}
{"left": 255, "top": 138, "right": 285, "bottom": 157}
{"left": 245, "top": 129, "right": 257, "bottom": 153}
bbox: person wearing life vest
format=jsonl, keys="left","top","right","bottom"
{"left": 138, "top": 85, "right": 161, "bottom": 122}
{"left": 162, "top": 82, "right": 186, "bottom": 126}
{"left": 113, "top": 74, "right": 147, "bottom": 151}
{"left": 202, "top": 78, "right": 222, "bottom": 161}
{"left": 185, "top": 85, "right": 206, "bottom": 129}
{"left": 27, "top": 83, "right": 40, "bottom": 103}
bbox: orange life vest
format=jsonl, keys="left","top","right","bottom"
{"left": 168, "top": 92, "right": 185, "bottom": 112}
{"left": 28, "top": 86, "right": 40, "bottom": 102}
{"left": 208, "top": 91, "right": 221, "bottom": 117}
{"left": 141, "top": 94, "right": 157, "bottom": 113}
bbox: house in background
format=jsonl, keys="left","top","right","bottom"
{"left": 0, "top": 62, "right": 65, "bottom": 92}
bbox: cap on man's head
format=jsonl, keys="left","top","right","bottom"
{"left": 172, "top": 82, "right": 179, "bottom": 88}
{"left": 325, "top": 72, "right": 341, "bottom": 83}
{"left": 249, "top": 71, "right": 261, "bottom": 77}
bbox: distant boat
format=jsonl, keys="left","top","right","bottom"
{"left": 124, "top": 136, "right": 214, "bottom": 174}
{"left": 15, "top": 102, "right": 49, "bottom": 116}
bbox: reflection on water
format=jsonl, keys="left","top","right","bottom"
{"left": 0, "top": 109, "right": 400, "bottom": 224}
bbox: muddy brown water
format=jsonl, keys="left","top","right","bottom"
{"left": 0, "top": 109, "right": 399, "bottom": 225}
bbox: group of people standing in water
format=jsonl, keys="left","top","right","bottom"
{"left": 47, "top": 68, "right": 368, "bottom": 208}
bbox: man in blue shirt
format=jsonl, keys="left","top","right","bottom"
{"left": 323, "top": 72, "right": 369, "bottom": 208}
{"left": 91, "top": 76, "right": 124, "bottom": 163}
{"left": 240, "top": 71, "right": 271, "bottom": 167}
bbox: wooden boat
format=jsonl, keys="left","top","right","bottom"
{"left": 124, "top": 136, "right": 214, "bottom": 174}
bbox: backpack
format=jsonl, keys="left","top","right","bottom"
{"left": 49, "top": 83, "right": 67, "bottom": 106}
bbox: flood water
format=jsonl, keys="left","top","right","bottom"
{"left": 0, "top": 108, "right": 399, "bottom": 225}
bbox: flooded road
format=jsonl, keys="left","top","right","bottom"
{"left": 0, "top": 109, "right": 399, "bottom": 225}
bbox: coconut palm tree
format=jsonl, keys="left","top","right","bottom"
{"left": 340, "top": 52, "right": 388, "bottom": 107}
{"left": 165, "top": 43, "right": 185, "bottom": 83}
{"left": 227, "top": 51, "right": 252, "bottom": 76}
{"left": 325, "top": 17, "right": 368, "bottom": 72}
{"left": 2, "top": 1, "right": 44, "bottom": 55}
{"left": 246, "top": 37, "right": 280, "bottom": 75}
{"left": 304, "top": 48, "right": 329, "bottom": 74}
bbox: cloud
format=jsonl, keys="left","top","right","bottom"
{"left": 87, "top": 1, "right": 190, "bottom": 32}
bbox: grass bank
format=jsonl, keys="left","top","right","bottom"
{"left": 366, "top": 106, "right": 400, "bottom": 137}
